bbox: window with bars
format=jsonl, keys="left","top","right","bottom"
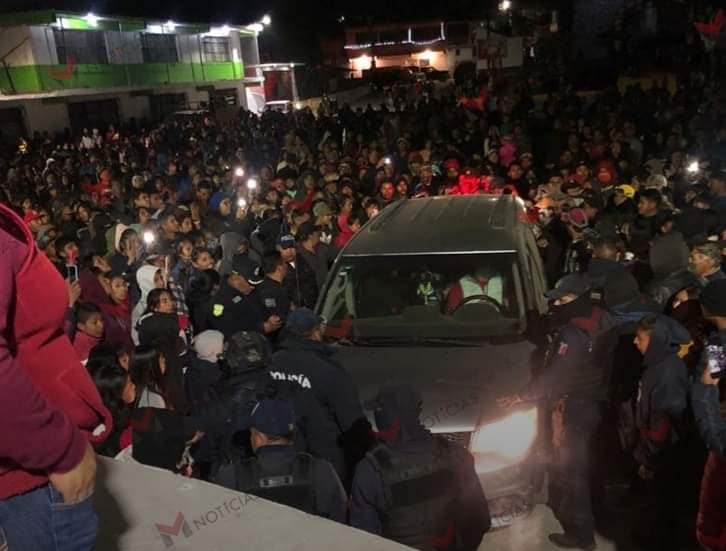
{"left": 141, "top": 33, "right": 178, "bottom": 63}
{"left": 54, "top": 29, "right": 108, "bottom": 64}
{"left": 202, "top": 37, "right": 231, "bottom": 62}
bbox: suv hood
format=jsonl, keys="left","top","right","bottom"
{"left": 333, "top": 340, "right": 535, "bottom": 433}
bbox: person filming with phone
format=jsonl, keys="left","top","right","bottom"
{"left": 690, "top": 280, "right": 726, "bottom": 551}
{"left": 0, "top": 202, "right": 111, "bottom": 550}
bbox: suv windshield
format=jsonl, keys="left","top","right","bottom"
{"left": 320, "top": 253, "right": 525, "bottom": 341}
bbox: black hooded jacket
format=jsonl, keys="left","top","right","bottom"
{"left": 185, "top": 353, "right": 224, "bottom": 415}
{"left": 585, "top": 257, "right": 627, "bottom": 299}
{"left": 645, "top": 231, "right": 701, "bottom": 310}
{"left": 606, "top": 297, "right": 662, "bottom": 402}
{"left": 634, "top": 316, "right": 690, "bottom": 470}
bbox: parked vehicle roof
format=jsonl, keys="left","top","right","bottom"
{"left": 343, "top": 194, "right": 528, "bottom": 257}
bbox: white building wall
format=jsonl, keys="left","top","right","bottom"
{"left": 23, "top": 100, "right": 69, "bottom": 134}
{"left": 0, "top": 26, "right": 36, "bottom": 66}
{"left": 229, "top": 33, "right": 241, "bottom": 64}
{"left": 446, "top": 46, "right": 474, "bottom": 73}
{"left": 29, "top": 26, "right": 58, "bottom": 65}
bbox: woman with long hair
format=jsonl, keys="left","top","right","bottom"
{"left": 134, "top": 287, "right": 190, "bottom": 414}
{"left": 136, "top": 288, "right": 180, "bottom": 351}
{"left": 89, "top": 362, "right": 136, "bottom": 457}
{"left": 187, "top": 269, "right": 220, "bottom": 333}
{"left": 130, "top": 345, "right": 168, "bottom": 409}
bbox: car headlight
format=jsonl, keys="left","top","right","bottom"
{"left": 469, "top": 407, "right": 538, "bottom": 473}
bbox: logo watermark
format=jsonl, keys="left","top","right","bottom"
{"left": 155, "top": 493, "right": 258, "bottom": 547}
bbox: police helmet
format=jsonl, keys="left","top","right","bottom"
{"left": 224, "top": 331, "right": 271, "bottom": 373}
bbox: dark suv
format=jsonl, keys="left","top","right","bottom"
{"left": 317, "top": 194, "right": 549, "bottom": 527}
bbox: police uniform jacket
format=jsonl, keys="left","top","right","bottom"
{"left": 520, "top": 306, "right": 616, "bottom": 404}
{"left": 350, "top": 430, "right": 490, "bottom": 550}
{"left": 206, "top": 280, "right": 267, "bottom": 339}
{"left": 213, "top": 444, "right": 347, "bottom": 523}
{"left": 257, "top": 277, "right": 291, "bottom": 322}
{"left": 271, "top": 336, "right": 364, "bottom": 473}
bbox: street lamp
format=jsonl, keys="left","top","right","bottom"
{"left": 261, "top": 14, "right": 271, "bottom": 26}
{"left": 85, "top": 12, "right": 99, "bottom": 27}
{"left": 499, "top": 0, "right": 512, "bottom": 11}
{"left": 234, "top": 166, "right": 245, "bottom": 178}
{"left": 246, "top": 178, "right": 258, "bottom": 191}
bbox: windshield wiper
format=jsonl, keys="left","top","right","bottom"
{"left": 333, "top": 336, "right": 483, "bottom": 347}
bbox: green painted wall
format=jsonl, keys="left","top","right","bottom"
{"left": 0, "top": 61, "right": 244, "bottom": 94}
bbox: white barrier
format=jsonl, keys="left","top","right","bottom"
{"left": 95, "top": 457, "right": 411, "bottom": 551}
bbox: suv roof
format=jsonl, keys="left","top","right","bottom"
{"left": 344, "top": 194, "right": 527, "bottom": 256}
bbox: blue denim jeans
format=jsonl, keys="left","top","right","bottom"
{"left": 0, "top": 484, "right": 97, "bottom": 551}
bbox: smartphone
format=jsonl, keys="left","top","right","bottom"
{"left": 67, "top": 264, "right": 79, "bottom": 283}
{"left": 706, "top": 344, "right": 725, "bottom": 379}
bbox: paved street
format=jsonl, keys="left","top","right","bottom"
{"left": 480, "top": 491, "right": 701, "bottom": 551}
{"left": 481, "top": 506, "right": 616, "bottom": 551}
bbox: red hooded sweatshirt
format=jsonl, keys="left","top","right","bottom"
{"left": 0, "top": 203, "right": 111, "bottom": 499}
{"left": 73, "top": 331, "right": 101, "bottom": 364}
{"left": 335, "top": 212, "right": 354, "bottom": 249}
{"left": 78, "top": 269, "right": 133, "bottom": 350}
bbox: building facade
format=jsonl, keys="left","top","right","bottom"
{"left": 343, "top": 21, "right": 464, "bottom": 78}
{"left": 339, "top": 19, "right": 529, "bottom": 79}
{"left": 0, "top": 10, "right": 265, "bottom": 141}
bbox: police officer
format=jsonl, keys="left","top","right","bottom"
{"left": 499, "top": 274, "right": 615, "bottom": 550}
{"left": 199, "top": 331, "right": 276, "bottom": 467}
{"left": 257, "top": 251, "right": 292, "bottom": 324}
{"left": 212, "top": 398, "right": 348, "bottom": 523}
{"left": 350, "top": 384, "right": 491, "bottom": 551}
{"left": 206, "top": 256, "right": 282, "bottom": 339}
{"left": 201, "top": 331, "right": 340, "bottom": 472}
{"left": 276, "top": 234, "right": 301, "bottom": 307}
{"left": 271, "top": 308, "right": 367, "bottom": 481}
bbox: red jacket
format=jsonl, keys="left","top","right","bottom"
{"left": 335, "top": 212, "right": 354, "bottom": 249}
{"left": 0, "top": 203, "right": 111, "bottom": 499}
{"left": 446, "top": 174, "right": 489, "bottom": 195}
{"left": 73, "top": 331, "right": 101, "bottom": 364}
{"left": 697, "top": 452, "right": 726, "bottom": 551}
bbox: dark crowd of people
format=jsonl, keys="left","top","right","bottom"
{"left": 1, "top": 58, "right": 726, "bottom": 551}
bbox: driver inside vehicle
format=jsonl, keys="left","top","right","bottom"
{"left": 445, "top": 266, "right": 504, "bottom": 314}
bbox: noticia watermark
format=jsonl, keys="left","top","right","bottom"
{"left": 155, "top": 493, "right": 258, "bottom": 548}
